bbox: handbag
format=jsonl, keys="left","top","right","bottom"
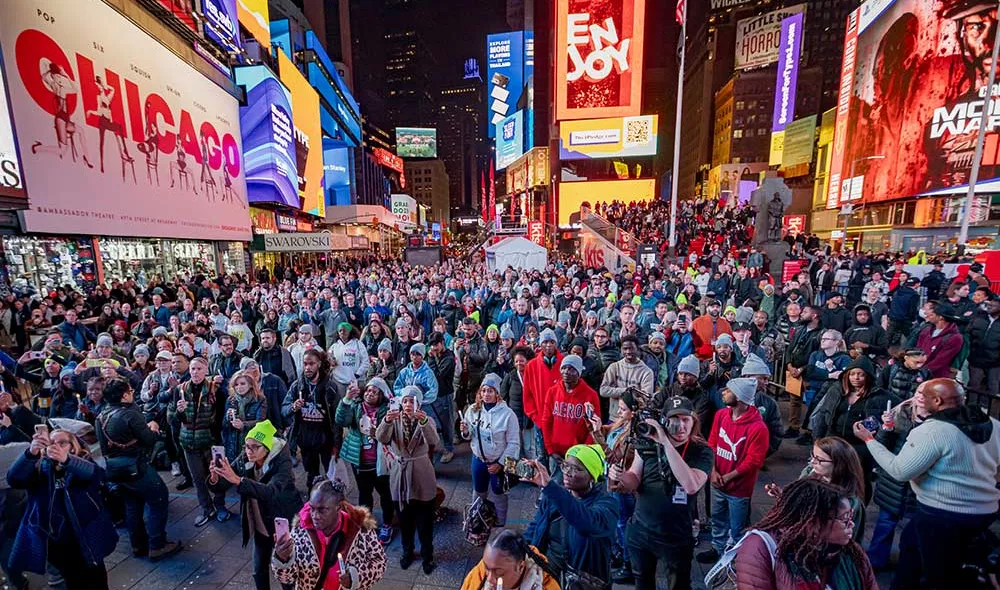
{"left": 98, "top": 409, "right": 142, "bottom": 482}
{"left": 561, "top": 564, "right": 611, "bottom": 590}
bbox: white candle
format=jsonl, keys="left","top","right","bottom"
{"left": 338, "top": 552, "right": 345, "bottom": 571}
{"left": 497, "top": 577, "right": 503, "bottom": 590}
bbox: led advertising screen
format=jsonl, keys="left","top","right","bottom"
{"left": 203, "top": 0, "right": 240, "bottom": 53}
{"left": 234, "top": 65, "right": 298, "bottom": 208}
{"left": 0, "top": 0, "right": 250, "bottom": 241}
{"left": 769, "top": 12, "right": 804, "bottom": 166}
{"left": 559, "top": 115, "right": 658, "bottom": 160}
{"left": 559, "top": 179, "right": 655, "bottom": 226}
{"left": 486, "top": 32, "right": 533, "bottom": 140}
{"left": 305, "top": 31, "right": 362, "bottom": 147}
{"left": 156, "top": 0, "right": 198, "bottom": 32}
{"left": 828, "top": 0, "right": 1000, "bottom": 209}
{"left": 323, "top": 145, "right": 351, "bottom": 207}
{"left": 0, "top": 47, "right": 25, "bottom": 199}
{"left": 277, "top": 52, "right": 324, "bottom": 218}
{"left": 734, "top": 4, "right": 807, "bottom": 71}
{"left": 396, "top": 127, "right": 437, "bottom": 159}
{"left": 555, "top": 0, "right": 646, "bottom": 121}
{"left": 237, "top": 0, "right": 270, "bottom": 47}
{"left": 496, "top": 110, "right": 524, "bottom": 170}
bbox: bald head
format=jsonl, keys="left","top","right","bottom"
{"left": 918, "top": 378, "right": 965, "bottom": 413}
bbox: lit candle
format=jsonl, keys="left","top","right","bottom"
{"left": 497, "top": 577, "right": 503, "bottom": 590}
{"left": 337, "top": 552, "right": 345, "bottom": 571}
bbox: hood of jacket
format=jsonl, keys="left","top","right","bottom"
{"left": 839, "top": 354, "right": 877, "bottom": 394}
{"left": 245, "top": 437, "right": 286, "bottom": 473}
{"left": 929, "top": 405, "right": 994, "bottom": 444}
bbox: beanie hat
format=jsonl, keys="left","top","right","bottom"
{"left": 649, "top": 331, "right": 666, "bottom": 343}
{"left": 152, "top": 326, "right": 169, "bottom": 338}
{"left": 715, "top": 333, "right": 734, "bottom": 347}
{"left": 59, "top": 366, "right": 75, "bottom": 380}
{"left": 570, "top": 336, "right": 589, "bottom": 351}
{"left": 677, "top": 354, "right": 700, "bottom": 377}
{"left": 378, "top": 338, "right": 393, "bottom": 353}
{"left": 481, "top": 373, "right": 502, "bottom": 392}
{"left": 557, "top": 311, "right": 571, "bottom": 324}
{"left": 741, "top": 353, "right": 771, "bottom": 377}
{"left": 337, "top": 321, "right": 354, "bottom": 333}
{"left": 500, "top": 324, "right": 515, "bottom": 340}
{"left": 366, "top": 377, "right": 392, "bottom": 401}
{"left": 561, "top": 354, "right": 584, "bottom": 374}
{"left": 240, "top": 357, "right": 258, "bottom": 371}
{"left": 400, "top": 385, "right": 423, "bottom": 408}
{"left": 246, "top": 420, "right": 277, "bottom": 450}
{"left": 155, "top": 350, "right": 173, "bottom": 361}
{"left": 486, "top": 324, "right": 499, "bottom": 336}
{"left": 394, "top": 317, "right": 408, "bottom": 330}
{"left": 734, "top": 306, "right": 755, "bottom": 324}
{"left": 298, "top": 324, "right": 314, "bottom": 334}
{"left": 540, "top": 328, "right": 558, "bottom": 343}
{"left": 133, "top": 344, "right": 150, "bottom": 358}
{"left": 727, "top": 377, "right": 758, "bottom": 406}
{"left": 96, "top": 334, "right": 113, "bottom": 347}
{"left": 565, "top": 444, "right": 606, "bottom": 482}
{"left": 631, "top": 295, "right": 642, "bottom": 306}
{"left": 409, "top": 342, "right": 426, "bottom": 357}
{"left": 724, "top": 305, "right": 738, "bottom": 317}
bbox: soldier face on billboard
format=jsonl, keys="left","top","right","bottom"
{"left": 958, "top": 8, "right": 998, "bottom": 82}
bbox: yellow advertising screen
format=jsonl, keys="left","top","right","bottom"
{"left": 278, "top": 53, "right": 325, "bottom": 218}
{"left": 559, "top": 115, "right": 658, "bottom": 160}
{"left": 237, "top": 0, "right": 270, "bottom": 47}
{"left": 559, "top": 179, "right": 655, "bottom": 226}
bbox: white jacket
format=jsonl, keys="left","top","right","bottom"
{"left": 329, "top": 338, "right": 370, "bottom": 385}
{"left": 462, "top": 400, "right": 521, "bottom": 464}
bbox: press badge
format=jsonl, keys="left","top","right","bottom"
{"left": 672, "top": 486, "right": 687, "bottom": 504}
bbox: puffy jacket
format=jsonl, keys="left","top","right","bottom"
{"left": 461, "top": 400, "right": 521, "bottom": 463}
{"left": 500, "top": 368, "right": 531, "bottom": 429}
{"left": 888, "top": 286, "right": 920, "bottom": 322}
{"left": 801, "top": 350, "right": 852, "bottom": 405}
{"left": 872, "top": 403, "right": 921, "bottom": 518}
{"left": 7, "top": 451, "right": 118, "bottom": 573}
{"left": 223, "top": 394, "right": 267, "bottom": 463}
{"left": 524, "top": 481, "right": 618, "bottom": 582}
{"left": 733, "top": 531, "right": 878, "bottom": 590}
{"left": 876, "top": 361, "right": 930, "bottom": 401}
{"left": 454, "top": 332, "right": 490, "bottom": 390}
{"left": 167, "top": 379, "right": 219, "bottom": 450}
{"left": 335, "top": 397, "right": 389, "bottom": 474}
{"left": 393, "top": 361, "right": 439, "bottom": 405}
{"left": 968, "top": 313, "right": 1000, "bottom": 369}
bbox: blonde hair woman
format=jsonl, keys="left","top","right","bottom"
{"left": 224, "top": 370, "right": 267, "bottom": 462}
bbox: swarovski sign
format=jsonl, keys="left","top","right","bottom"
{"left": 263, "top": 232, "right": 332, "bottom": 252}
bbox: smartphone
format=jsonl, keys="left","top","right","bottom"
{"left": 389, "top": 398, "right": 401, "bottom": 412}
{"left": 30, "top": 351, "right": 46, "bottom": 360}
{"left": 514, "top": 460, "right": 536, "bottom": 480}
{"left": 211, "top": 445, "right": 225, "bottom": 467}
{"left": 273, "top": 517, "right": 289, "bottom": 540}
{"left": 861, "top": 416, "right": 880, "bottom": 433}
{"left": 85, "top": 358, "right": 108, "bottom": 369}
{"left": 584, "top": 402, "right": 595, "bottom": 421}
{"left": 34, "top": 423, "right": 49, "bottom": 437}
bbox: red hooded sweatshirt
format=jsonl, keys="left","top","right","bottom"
{"left": 539, "top": 379, "right": 601, "bottom": 457}
{"left": 708, "top": 405, "right": 769, "bottom": 498}
{"left": 522, "top": 351, "right": 564, "bottom": 423}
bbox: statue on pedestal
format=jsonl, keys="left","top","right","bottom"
{"left": 751, "top": 177, "right": 793, "bottom": 245}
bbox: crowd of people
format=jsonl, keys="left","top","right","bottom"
{"left": 0, "top": 228, "right": 995, "bottom": 590}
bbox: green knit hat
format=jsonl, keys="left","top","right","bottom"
{"left": 565, "top": 444, "right": 606, "bottom": 482}
{"left": 246, "top": 420, "right": 277, "bottom": 450}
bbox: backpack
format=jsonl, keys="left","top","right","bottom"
{"left": 462, "top": 496, "right": 497, "bottom": 546}
{"left": 704, "top": 529, "right": 777, "bottom": 590}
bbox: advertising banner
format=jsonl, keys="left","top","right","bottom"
{"left": 769, "top": 12, "right": 805, "bottom": 166}
{"left": 372, "top": 148, "right": 404, "bottom": 173}
{"left": 275, "top": 212, "right": 296, "bottom": 232}
{"left": 496, "top": 110, "right": 524, "bottom": 170}
{"left": 782, "top": 214, "right": 807, "bottom": 237}
{"left": 249, "top": 206, "right": 277, "bottom": 234}
{"left": 203, "top": 0, "right": 240, "bottom": 53}
{"left": 305, "top": 32, "right": 361, "bottom": 147}
{"left": 156, "top": 0, "right": 198, "bottom": 32}
{"left": 780, "top": 115, "right": 817, "bottom": 168}
{"left": 237, "top": 0, "right": 270, "bottom": 46}
{"left": 323, "top": 146, "right": 351, "bottom": 206}
{"left": 580, "top": 224, "right": 635, "bottom": 272}
{"left": 706, "top": 163, "right": 769, "bottom": 201}
{"left": 507, "top": 147, "right": 550, "bottom": 194}
{"left": 278, "top": 52, "right": 324, "bottom": 218}
{"left": 431, "top": 222, "right": 441, "bottom": 242}
{"left": 0, "top": 0, "right": 250, "bottom": 241}
{"left": 0, "top": 47, "right": 25, "bottom": 199}
{"left": 396, "top": 128, "right": 437, "bottom": 158}
{"left": 828, "top": 0, "right": 1000, "bottom": 209}
{"left": 735, "top": 4, "right": 807, "bottom": 71}
{"left": 559, "top": 179, "right": 655, "bottom": 226}
{"left": 391, "top": 194, "right": 417, "bottom": 227}
{"left": 487, "top": 32, "right": 533, "bottom": 139}
{"left": 234, "top": 65, "right": 298, "bottom": 208}
{"left": 559, "top": 115, "right": 658, "bottom": 160}
{"left": 263, "top": 232, "right": 331, "bottom": 252}
{"left": 555, "top": 0, "right": 646, "bottom": 121}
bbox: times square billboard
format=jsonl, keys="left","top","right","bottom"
{"left": 828, "top": 0, "right": 1000, "bottom": 209}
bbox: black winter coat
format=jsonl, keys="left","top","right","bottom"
{"left": 876, "top": 362, "right": 930, "bottom": 401}
{"left": 968, "top": 313, "right": 1000, "bottom": 369}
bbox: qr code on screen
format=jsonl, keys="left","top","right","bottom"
{"left": 624, "top": 118, "right": 651, "bottom": 146}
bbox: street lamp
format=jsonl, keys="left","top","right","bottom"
{"left": 840, "top": 155, "right": 886, "bottom": 252}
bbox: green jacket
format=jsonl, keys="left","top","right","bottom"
{"left": 335, "top": 397, "right": 389, "bottom": 474}
{"left": 167, "top": 379, "right": 218, "bottom": 450}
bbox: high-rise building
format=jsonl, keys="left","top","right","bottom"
{"left": 439, "top": 81, "right": 484, "bottom": 214}
{"left": 405, "top": 160, "right": 451, "bottom": 227}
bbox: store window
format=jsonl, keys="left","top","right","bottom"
{"left": 4, "top": 236, "right": 98, "bottom": 295}
{"left": 99, "top": 238, "right": 218, "bottom": 283}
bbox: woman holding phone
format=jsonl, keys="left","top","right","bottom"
{"left": 223, "top": 371, "right": 267, "bottom": 463}
{"left": 460, "top": 373, "right": 520, "bottom": 526}
{"left": 208, "top": 420, "right": 300, "bottom": 590}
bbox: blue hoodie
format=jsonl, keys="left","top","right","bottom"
{"left": 393, "top": 361, "right": 440, "bottom": 405}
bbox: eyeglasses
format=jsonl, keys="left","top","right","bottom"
{"left": 834, "top": 512, "right": 854, "bottom": 527}
{"left": 810, "top": 453, "right": 833, "bottom": 465}
{"left": 561, "top": 463, "right": 587, "bottom": 476}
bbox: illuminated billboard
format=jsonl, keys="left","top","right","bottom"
{"left": 396, "top": 128, "right": 437, "bottom": 159}
{"left": 278, "top": 52, "right": 325, "bottom": 218}
{"left": 559, "top": 179, "right": 655, "bottom": 226}
{"left": 555, "top": 0, "right": 646, "bottom": 121}
{"left": 203, "top": 0, "right": 241, "bottom": 53}
{"left": 0, "top": 47, "right": 25, "bottom": 199}
{"left": 735, "top": 4, "right": 807, "bottom": 71}
{"left": 559, "top": 115, "right": 658, "bottom": 160}
{"left": 769, "top": 12, "right": 804, "bottom": 166}
{"left": 828, "top": 0, "right": 1000, "bottom": 209}
{"left": 234, "top": 65, "right": 298, "bottom": 208}
{"left": 496, "top": 111, "right": 525, "bottom": 170}
{"left": 486, "top": 32, "right": 533, "bottom": 140}
{"left": 237, "top": 0, "right": 270, "bottom": 46}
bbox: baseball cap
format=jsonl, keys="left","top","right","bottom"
{"left": 663, "top": 396, "right": 694, "bottom": 418}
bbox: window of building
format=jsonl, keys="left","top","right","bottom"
{"left": 733, "top": 129, "right": 743, "bottom": 138}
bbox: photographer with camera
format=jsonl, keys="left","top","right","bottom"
{"left": 609, "top": 397, "right": 713, "bottom": 590}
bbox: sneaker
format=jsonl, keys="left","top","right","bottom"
{"left": 377, "top": 524, "right": 394, "bottom": 545}
{"left": 194, "top": 510, "right": 216, "bottom": 527}
{"left": 422, "top": 561, "right": 437, "bottom": 575}
{"left": 440, "top": 451, "right": 455, "bottom": 464}
{"left": 176, "top": 478, "right": 193, "bottom": 491}
{"left": 796, "top": 432, "right": 813, "bottom": 446}
{"left": 399, "top": 553, "right": 416, "bottom": 570}
{"left": 612, "top": 565, "right": 634, "bottom": 585}
{"left": 171, "top": 462, "right": 182, "bottom": 477}
{"left": 696, "top": 548, "right": 720, "bottom": 564}
{"left": 782, "top": 428, "right": 800, "bottom": 439}
{"left": 215, "top": 508, "right": 233, "bottom": 523}
{"left": 149, "top": 541, "right": 183, "bottom": 562}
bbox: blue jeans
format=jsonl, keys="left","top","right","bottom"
{"left": 118, "top": 462, "right": 171, "bottom": 550}
{"left": 615, "top": 492, "right": 636, "bottom": 563}
{"left": 471, "top": 456, "right": 507, "bottom": 495}
{"left": 426, "top": 394, "right": 455, "bottom": 452}
{"left": 710, "top": 487, "right": 751, "bottom": 554}
{"left": 867, "top": 508, "right": 901, "bottom": 569}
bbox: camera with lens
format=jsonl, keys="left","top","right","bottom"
{"left": 633, "top": 408, "right": 664, "bottom": 438}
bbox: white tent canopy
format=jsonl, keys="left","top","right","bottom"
{"left": 485, "top": 237, "right": 547, "bottom": 273}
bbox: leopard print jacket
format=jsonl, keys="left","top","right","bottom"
{"left": 272, "top": 519, "right": 386, "bottom": 589}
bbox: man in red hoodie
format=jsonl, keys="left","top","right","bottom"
{"left": 698, "top": 377, "right": 769, "bottom": 564}
{"left": 539, "top": 354, "right": 601, "bottom": 464}
{"left": 522, "top": 329, "right": 564, "bottom": 463}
